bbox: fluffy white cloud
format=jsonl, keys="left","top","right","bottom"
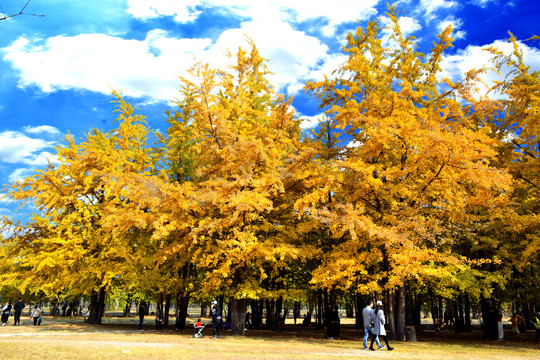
{"left": 440, "top": 39, "right": 540, "bottom": 97}
{"left": 2, "top": 33, "right": 213, "bottom": 101}
{"left": 2, "top": 15, "right": 334, "bottom": 99}
{"left": 8, "top": 168, "right": 34, "bottom": 183}
{"left": 437, "top": 17, "right": 465, "bottom": 40}
{"left": 127, "top": 0, "right": 379, "bottom": 34}
{"left": 419, "top": 0, "right": 457, "bottom": 21}
{"left": 0, "top": 130, "right": 56, "bottom": 165}
{"left": 23, "top": 125, "right": 61, "bottom": 135}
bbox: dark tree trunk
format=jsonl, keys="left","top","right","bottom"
{"left": 396, "top": 285, "right": 406, "bottom": 341}
{"left": 464, "top": 293, "right": 471, "bottom": 332}
{"left": 316, "top": 290, "right": 324, "bottom": 329}
{"left": 454, "top": 295, "right": 465, "bottom": 332}
{"left": 163, "top": 293, "right": 171, "bottom": 328}
{"left": 124, "top": 294, "right": 132, "bottom": 317}
{"left": 265, "top": 299, "right": 275, "bottom": 330}
{"left": 200, "top": 303, "right": 207, "bottom": 318}
{"left": 176, "top": 293, "right": 190, "bottom": 331}
{"left": 87, "top": 287, "right": 106, "bottom": 324}
{"left": 229, "top": 298, "right": 247, "bottom": 336}
{"left": 385, "top": 289, "right": 397, "bottom": 340}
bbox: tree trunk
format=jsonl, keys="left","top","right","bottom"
{"left": 200, "top": 303, "right": 207, "bottom": 318}
{"left": 229, "top": 298, "right": 247, "bottom": 336}
{"left": 163, "top": 293, "right": 171, "bottom": 328}
{"left": 464, "top": 293, "right": 471, "bottom": 332}
{"left": 316, "top": 290, "right": 324, "bottom": 329}
{"left": 123, "top": 294, "right": 132, "bottom": 317}
{"left": 176, "top": 293, "right": 190, "bottom": 331}
{"left": 87, "top": 287, "right": 106, "bottom": 324}
{"left": 265, "top": 299, "right": 275, "bottom": 330}
{"left": 396, "top": 284, "right": 406, "bottom": 341}
{"left": 385, "top": 289, "right": 397, "bottom": 340}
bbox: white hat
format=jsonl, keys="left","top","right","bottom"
{"left": 211, "top": 300, "right": 217, "bottom": 305}
{"left": 376, "top": 300, "right": 383, "bottom": 306}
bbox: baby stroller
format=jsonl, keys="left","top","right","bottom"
{"left": 193, "top": 323, "right": 207, "bottom": 338}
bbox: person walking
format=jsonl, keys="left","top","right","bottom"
{"left": 510, "top": 313, "right": 522, "bottom": 334}
{"left": 31, "top": 305, "right": 42, "bottom": 326}
{"left": 138, "top": 301, "right": 146, "bottom": 330}
{"left": 1, "top": 301, "right": 12, "bottom": 326}
{"left": 211, "top": 300, "right": 222, "bottom": 339}
{"left": 370, "top": 300, "right": 394, "bottom": 351}
{"left": 13, "top": 298, "right": 25, "bottom": 326}
{"left": 362, "top": 300, "right": 381, "bottom": 350}
{"left": 155, "top": 304, "right": 163, "bottom": 331}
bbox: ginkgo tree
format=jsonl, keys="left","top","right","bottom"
{"left": 99, "top": 43, "right": 303, "bottom": 335}
{"left": 0, "top": 93, "right": 161, "bottom": 324}
{"left": 300, "top": 7, "right": 513, "bottom": 339}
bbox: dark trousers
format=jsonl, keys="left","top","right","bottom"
{"left": 155, "top": 320, "right": 163, "bottom": 330}
{"left": 33, "top": 317, "right": 39, "bottom": 326}
{"left": 138, "top": 314, "right": 144, "bottom": 329}
{"left": 1, "top": 314, "right": 9, "bottom": 324}
{"left": 370, "top": 334, "right": 392, "bottom": 349}
{"left": 14, "top": 312, "right": 21, "bottom": 325}
{"left": 213, "top": 319, "right": 222, "bottom": 337}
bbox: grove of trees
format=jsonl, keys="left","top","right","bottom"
{"left": 1, "top": 9, "right": 538, "bottom": 338}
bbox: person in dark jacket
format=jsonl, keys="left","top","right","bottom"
{"left": 1, "top": 301, "right": 12, "bottom": 326}
{"left": 13, "top": 298, "right": 25, "bottom": 326}
{"left": 211, "top": 300, "right": 222, "bottom": 338}
{"left": 138, "top": 301, "right": 146, "bottom": 330}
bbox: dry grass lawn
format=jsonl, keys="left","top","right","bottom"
{"left": 0, "top": 316, "right": 538, "bottom": 359}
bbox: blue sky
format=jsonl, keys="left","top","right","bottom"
{"left": 0, "top": 0, "right": 539, "bottom": 220}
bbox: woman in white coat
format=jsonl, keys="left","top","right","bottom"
{"left": 369, "top": 300, "right": 394, "bottom": 351}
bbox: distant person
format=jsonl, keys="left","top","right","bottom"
{"left": 370, "top": 300, "right": 393, "bottom": 351}
{"left": 155, "top": 305, "right": 163, "bottom": 330}
{"left": 362, "top": 300, "right": 380, "bottom": 350}
{"left": 13, "top": 298, "right": 25, "bottom": 326}
{"left": 497, "top": 312, "right": 504, "bottom": 341}
{"left": 302, "top": 311, "right": 311, "bottom": 327}
{"left": 1, "top": 301, "right": 12, "bottom": 326}
{"left": 245, "top": 310, "right": 251, "bottom": 330}
{"left": 510, "top": 313, "right": 522, "bottom": 334}
{"left": 211, "top": 300, "right": 222, "bottom": 338}
{"left": 31, "top": 305, "right": 42, "bottom": 326}
{"left": 138, "top": 301, "right": 146, "bottom": 330}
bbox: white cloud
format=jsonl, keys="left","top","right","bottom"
{"left": 2, "top": 32, "right": 213, "bottom": 101}
{"left": 23, "top": 125, "right": 61, "bottom": 135}
{"left": 419, "top": 0, "right": 457, "bottom": 21}
{"left": 0, "top": 131, "right": 56, "bottom": 166}
{"left": 298, "top": 113, "right": 324, "bottom": 129}
{"left": 440, "top": 39, "right": 540, "bottom": 97}
{"left": 437, "top": 17, "right": 465, "bottom": 40}
{"left": 2, "top": 12, "right": 335, "bottom": 99}
{"left": 127, "top": 0, "right": 380, "bottom": 34}
{"left": 8, "top": 168, "right": 34, "bottom": 183}
{"left": 470, "top": 0, "right": 496, "bottom": 7}
{"left": 206, "top": 17, "right": 330, "bottom": 94}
